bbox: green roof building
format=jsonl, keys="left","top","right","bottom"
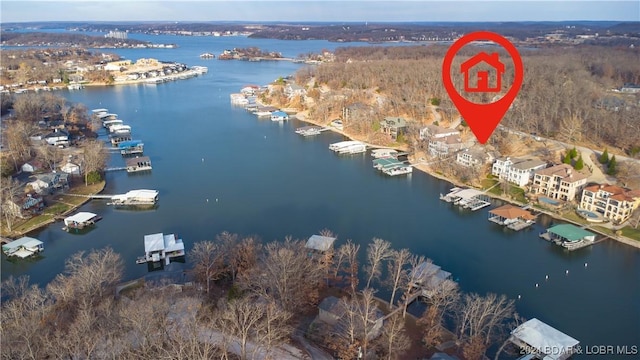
{"left": 547, "top": 224, "right": 596, "bottom": 243}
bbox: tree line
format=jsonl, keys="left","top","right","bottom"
{"left": 2, "top": 232, "right": 521, "bottom": 360}
{"left": 296, "top": 45, "right": 640, "bottom": 156}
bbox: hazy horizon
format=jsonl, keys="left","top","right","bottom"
{"left": 2, "top": 1, "right": 639, "bottom": 23}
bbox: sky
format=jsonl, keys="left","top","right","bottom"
{"left": 1, "top": 1, "right": 639, "bottom": 23}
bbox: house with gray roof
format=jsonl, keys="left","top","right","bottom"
{"left": 379, "top": 116, "right": 407, "bottom": 140}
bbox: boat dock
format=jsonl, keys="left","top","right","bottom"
{"left": 295, "top": 126, "right": 330, "bottom": 137}
{"left": 440, "top": 187, "right": 491, "bottom": 211}
{"left": 488, "top": 204, "right": 536, "bottom": 231}
{"left": 2, "top": 237, "right": 44, "bottom": 258}
{"left": 539, "top": 224, "right": 598, "bottom": 251}
{"left": 62, "top": 212, "right": 102, "bottom": 231}
{"left": 138, "top": 232, "right": 185, "bottom": 266}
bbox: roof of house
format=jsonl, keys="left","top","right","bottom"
{"left": 305, "top": 235, "right": 337, "bottom": 252}
{"left": 584, "top": 184, "right": 640, "bottom": 202}
{"left": 423, "top": 124, "right": 460, "bottom": 136}
{"left": 510, "top": 318, "right": 579, "bottom": 360}
{"left": 511, "top": 158, "right": 546, "bottom": 171}
{"left": 547, "top": 224, "right": 595, "bottom": 241}
{"left": 489, "top": 204, "right": 536, "bottom": 220}
{"left": 430, "top": 353, "right": 460, "bottom": 360}
{"left": 534, "top": 164, "right": 588, "bottom": 183}
{"left": 318, "top": 296, "right": 340, "bottom": 312}
{"left": 461, "top": 52, "right": 505, "bottom": 73}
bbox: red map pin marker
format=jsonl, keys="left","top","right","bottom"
{"left": 442, "top": 31, "right": 523, "bottom": 144}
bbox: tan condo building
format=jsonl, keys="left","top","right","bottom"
{"left": 530, "top": 164, "right": 588, "bottom": 202}
{"left": 579, "top": 184, "right": 640, "bottom": 224}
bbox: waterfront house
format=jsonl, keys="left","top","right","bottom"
{"left": 125, "top": 156, "right": 152, "bottom": 173}
{"left": 488, "top": 204, "right": 536, "bottom": 230}
{"left": 27, "top": 172, "right": 69, "bottom": 194}
{"left": 530, "top": 164, "right": 588, "bottom": 202}
{"left": 427, "top": 134, "right": 470, "bottom": 158}
{"left": 509, "top": 318, "right": 579, "bottom": 360}
{"left": 143, "top": 233, "right": 185, "bottom": 265}
{"left": 579, "top": 184, "right": 640, "bottom": 224}
{"left": 2, "top": 237, "right": 44, "bottom": 258}
{"left": 284, "top": 83, "right": 306, "bottom": 98}
{"left": 44, "top": 129, "right": 70, "bottom": 146}
{"left": 60, "top": 161, "right": 81, "bottom": 175}
{"left": 379, "top": 116, "right": 407, "bottom": 140}
{"left": 21, "top": 194, "right": 44, "bottom": 216}
{"left": 492, "top": 157, "right": 546, "bottom": 187}
{"left": 342, "top": 102, "right": 373, "bottom": 124}
{"left": 455, "top": 147, "right": 495, "bottom": 167}
{"left": 419, "top": 124, "right": 459, "bottom": 141}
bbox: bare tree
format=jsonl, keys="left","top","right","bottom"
{"left": 80, "top": 139, "right": 108, "bottom": 185}
{"left": 255, "top": 301, "right": 293, "bottom": 357}
{"left": 218, "top": 231, "right": 240, "bottom": 281}
{"left": 456, "top": 292, "right": 516, "bottom": 360}
{"left": 364, "top": 238, "right": 392, "bottom": 288}
{"left": 385, "top": 248, "right": 412, "bottom": 308}
{"left": 418, "top": 279, "right": 460, "bottom": 346}
{"left": 35, "top": 144, "right": 63, "bottom": 172}
{"left": 240, "top": 238, "right": 324, "bottom": 311}
{"left": 380, "top": 312, "right": 411, "bottom": 360}
{"left": 337, "top": 239, "right": 360, "bottom": 294}
{"left": 215, "top": 296, "right": 266, "bottom": 360}
{"left": 4, "top": 119, "right": 36, "bottom": 171}
{"left": 401, "top": 254, "right": 427, "bottom": 318}
{"left": 189, "top": 240, "right": 226, "bottom": 294}
{"left": 1, "top": 176, "right": 24, "bottom": 233}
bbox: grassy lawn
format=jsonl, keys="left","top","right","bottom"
{"left": 621, "top": 227, "right": 640, "bottom": 242}
{"left": 508, "top": 185, "right": 527, "bottom": 203}
{"left": 11, "top": 214, "right": 55, "bottom": 235}
{"left": 562, "top": 211, "right": 590, "bottom": 226}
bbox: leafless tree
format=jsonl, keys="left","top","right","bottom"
{"left": 4, "top": 119, "right": 36, "bottom": 171}
{"left": 456, "top": 292, "right": 516, "bottom": 360}
{"left": 337, "top": 239, "right": 361, "bottom": 294}
{"left": 240, "top": 238, "right": 324, "bottom": 311}
{"left": 418, "top": 279, "right": 460, "bottom": 346}
{"left": 190, "top": 240, "right": 226, "bottom": 294}
{"left": 34, "top": 143, "right": 63, "bottom": 172}
{"left": 215, "top": 296, "right": 266, "bottom": 360}
{"left": 379, "top": 312, "right": 411, "bottom": 360}
{"left": 1, "top": 176, "right": 24, "bottom": 233}
{"left": 80, "top": 138, "right": 108, "bottom": 185}
{"left": 364, "top": 238, "right": 392, "bottom": 288}
{"left": 255, "top": 301, "right": 293, "bottom": 357}
{"left": 385, "top": 248, "right": 412, "bottom": 308}
{"left": 401, "top": 254, "right": 427, "bottom": 318}
{"left": 218, "top": 231, "right": 240, "bottom": 281}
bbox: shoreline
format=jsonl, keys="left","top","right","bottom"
{"left": 292, "top": 112, "right": 640, "bottom": 250}
{"left": 3, "top": 181, "right": 106, "bottom": 239}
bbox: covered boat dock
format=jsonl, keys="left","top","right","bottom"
{"left": 440, "top": 187, "right": 491, "bottom": 211}
{"left": 509, "top": 318, "right": 579, "bottom": 360}
{"left": 488, "top": 204, "right": 536, "bottom": 231}
{"left": 2, "top": 237, "right": 44, "bottom": 258}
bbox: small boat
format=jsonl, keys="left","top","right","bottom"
{"left": 330, "top": 119, "right": 344, "bottom": 130}
{"left": 200, "top": 52, "right": 215, "bottom": 59}
{"left": 383, "top": 165, "right": 413, "bottom": 176}
{"left": 136, "top": 256, "right": 147, "bottom": 264}
{"left": 295, "top": 126, "right": 322, "bottom": 136}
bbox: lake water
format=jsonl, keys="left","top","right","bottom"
{"left": 2, "top": 33, "right": 639, "bottom": 358}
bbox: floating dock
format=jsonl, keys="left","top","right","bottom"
{"left": 539, "top": 224, "right": 597, "bottom": 250}
{"left": 488, "top": 204, "right": 536, "bottom": 231}
{"left": 62, "top": 212, "right": 102, "bottom": 231}
{"left": 2, "top": 237, "right": 44, "bottom": 258}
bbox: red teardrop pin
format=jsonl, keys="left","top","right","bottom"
{"left": 442, "top": 31, "right": 524, "bottom": 144}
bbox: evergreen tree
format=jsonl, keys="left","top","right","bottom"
{"left": 571, "top": 147, "right": 579, "bottom": 159}
{"left": 607, "top": 155, "right": 617, "bottom": 175}
{"left": 599, "top": 149, "right": 609, "bottom": 164}
{"left": 575, "top": 155, "right": 584, "bottom": 170}
{"left": 563, "top": 152, "right": 572, "bottom": 165}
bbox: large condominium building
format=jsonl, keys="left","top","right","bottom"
{"left": 530, "top": 164, "right": 588, "bottom": 201}
{"left": 492, "top": 157, "right": 547, "bottom": 187}
{"left": 580, "top": 184, "right": 640, "bottom": 224}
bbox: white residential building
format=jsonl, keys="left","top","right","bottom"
{"left": 492, "top": 157, "right": 547, "bottom": 187}
{"left": 580, "top": 184, "right": 640, "bottom": 224}
{"left": 530, "top": 164, "right": 588, "bottom": 201}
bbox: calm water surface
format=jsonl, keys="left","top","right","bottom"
{"left": 2, "top": 34, "right": 639, "bottom": 358}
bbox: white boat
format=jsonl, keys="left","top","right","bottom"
{"left": 103, "top": 119, "right": 123, "bottom": 128}
{"left": 92, "top": 108, "right": 109, "bottom": 115}
{"left": 337, "top": 142, "right": 367, "bottom": 155}
{"left": 329, "top": 140, "right": 362, "bottom": 151}
{"left": 109, "top": 124, "right": 132, "bottom": 134}
{"left": 383, "top": 165, "right": 413, "bottom": 176}
{"left": 254, "top": 111, "right": 273, "bottom": 118}
{"left": 371, "top": 148, "right": 399, "bottom": 159}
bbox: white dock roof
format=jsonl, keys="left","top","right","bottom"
{"left": 305, "top": 235, "right": 337, "bottom": 252}
{"left": 2, "top": 236, "right": 43, "bottom": 251}
{"left": 64, "top": 212, "right": 97, "bottom": 225}
{"left": 163, "top": 233, "right": 184, "bottom": 253}
{"left": 144, "top": 233, "right": 165, "bottom": 252}
{"left": 511, "top": 318, "right": 579, "bottom": 360}
{"left": 453, "top": 188, "right": 484, "bottom": 200}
